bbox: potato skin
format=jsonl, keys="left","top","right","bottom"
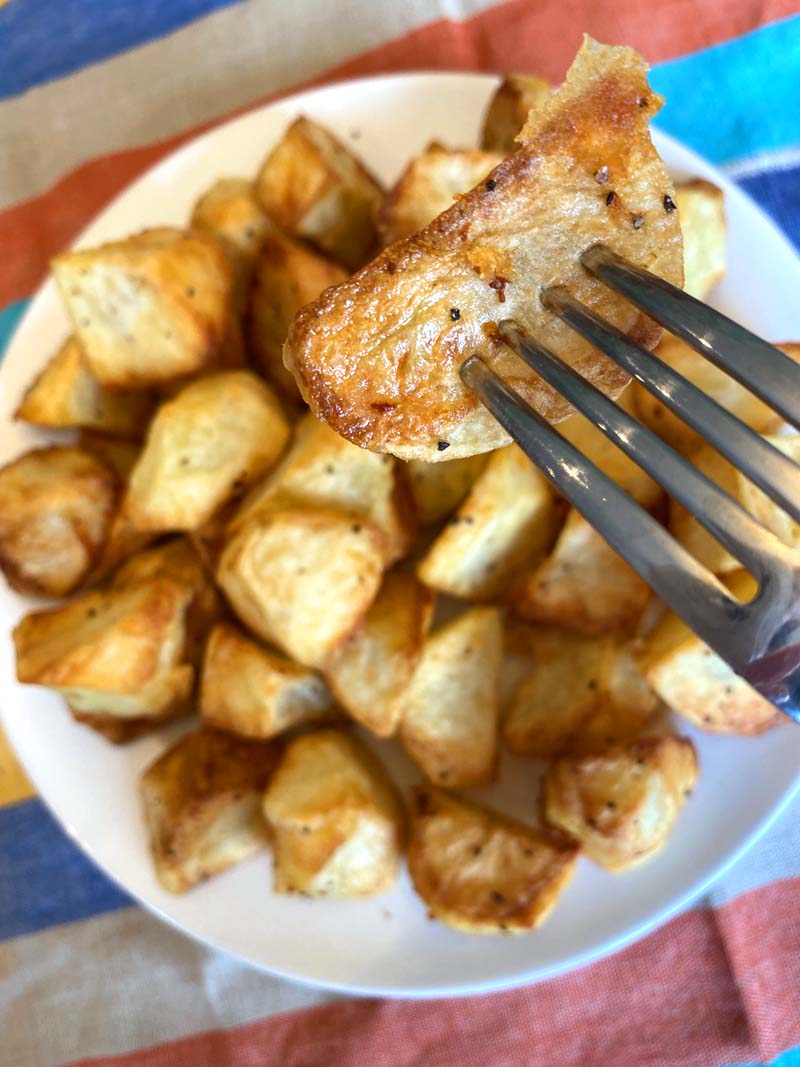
{"left": 256, "top": 116, "right": 383, "bottom": 270}
{"left": 409, "top": 786, "right": 578, "bottom": 934}
{"left": 399, "top": 606, "right": 503, "bottom": 788}
{"left": 200, "top": 621, "right": 334, "bottom": 739}
{"left": 216, "top": 508, "right": 386, "bottom": 669}
{"left": 542, "top": 735, "right": 699, "bottom": 871}
{"left": 0, "top": 446, "right": 118, "bottom": 597}
{"left": 263, "top": 729, "right": 405, "bottom": 898}
{"left": 141, "top": 727, "right": 281, "bottom": 892}
{"left": 52, "top": 227, "right": 235, "bottom": 388}
{"left": 125, "top": 371, "right": 290, "bottom": 532}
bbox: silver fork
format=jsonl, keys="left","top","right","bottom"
{"left": 460, "top": 244, "right": 800, "bottom": 723}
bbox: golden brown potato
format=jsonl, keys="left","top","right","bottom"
{"left": 635, "top": 338, "right": 800, "bottom": 456}
{"left": 15, "top": 335, "right": 154, "bottom": 437}
{"left": 408, "top": 787, "right": 578, "bottom": 934}
{"left": 557, "top": 385, "right": 663, "bottom": 508}
{"left": 0, "top": 446, "right": 118, "bottom": 597}
{"left": 141, "top": 727, "right": 281, "bottom": 892}
{"left": 325, "top": 571, "right": 434, "bottom": 737}
{"left": 14, "top": 576, "right": 195, "bottom": 719}
{"left": 674, "top": 179, "right": 726, "bottom": 300}
{"left": 263, "top": 729, "right": 404, "bottom": 897}
{"left": 512, "top": 509, "right": 650, "bottom": 634}
{"left": 669, "top": 434, "right": 800, "bottom": 574}
{"left": 481, "top": 73, "right": 552, "bottom": 153}
{"left": 285, "top": 40, "right": 682, "bottom": 462}
{"left": 542, "top": 735, "right": 698, "bottom": 871}
{"left": 77, "top": 432, "right": 141, "bottom": 481}
{"left": 637, "top": 569, "right": 780, "bottom": 734}
{"left": 190, "top": 178, "right": 273, "bottom": 307}
{"left": 71, "top": 705, "right": 186, "bottom": 744}
{"left": 112, "top": 537, "right": 221, "bottom": 666}
{"left": 255, "top": 116, "right": 383, "bottom": 270}
{"left": 417, "top": 445, "right": 558, "bottom": 600}
{"left": 217, "top": 508, "right": 386, "bottom": 669}
{"left": 504, "top": 627, "right": 657, "bottom": 758}
{"left": 52, "top": 227, "right": 235, "bottom": 388}
{"left": 125, "top": 371, "right": 290, "bottom": 532}
{"left": 399, "top": 606, "right": 502, "bottom": 787}
{"left": 403, "top": 454, "right": 488, "bottom": 526}
{"left": 200, "top": 621, "right": 334, "bottom": 739}
{"left": 247, "top": 232, "right": 348, "bottom": 401}
{"left": 378, "top": 142, "right": 503, "bottom": 246}
{"left": 230, "top": 412, "right": 415, "bottom": 564}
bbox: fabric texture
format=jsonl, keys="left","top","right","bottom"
{"left": 2, "top": 1, "right": 800, "bottom": 1064}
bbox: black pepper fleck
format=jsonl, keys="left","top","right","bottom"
{"left": 594, "top": 165, "right": 609, "bottom": 184}
{"left": 450, "top": 307, "right": 461, "bottom": 321}
{"left": 485, "top": 178, "right": 496, "bottom": 191}
{"left": 492, "top": 891, "right": 506, "bottom": 904}
{"left": 606, "top": 191, "right": 616, "bottom": 206}
{"left": 351, "top": 524, "right": 362, "bottom": 533}
{"left": 473, "top": 845, "right": 483, "bottom": 856}
{"left": 638, "top": 95, "right": 648, "bottom": 108}
{"left": 87, "top": 608, "right": 97, "bottom": 619}
{"left": 437, "top": 441, "right": 450, "bottom": 451}
{"left": 633, "top": 215, "right": 645, "bottom": 229}
{"left": 663, "top": 194, "right": 676, "bottom": 213}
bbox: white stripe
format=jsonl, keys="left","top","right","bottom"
{"left": 1, "top": 906, "right": 331, "bottom": 1066}
{"left": 723, "top": 144, "right": 800, "bottom": 180}
{"left": 0, "top": 0, "right": 502, "bottom": 211}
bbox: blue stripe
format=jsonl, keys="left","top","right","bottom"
{"left": 651, "top": 16, "right": 800, "bottom": 165}
{"left": 0, "top": 798, "right": 130, "bottom": 940}
{"left": 721, "top": 1047, "right": 800, "bottom": 1067}
{"left": 0, "top": 299, "right": 29, "bottom": 359}
{"left": 0, "top": 0, "right": 244, "bottom": 100}
{"left": 737, "top": 162, "right": 800, "bottom": 252}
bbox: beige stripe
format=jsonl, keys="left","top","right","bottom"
{"left": 0, "top": 0, "right": 501, "bottom": 210}
{"left": 2, "top": 906, "right": 332, "bottom": 1065}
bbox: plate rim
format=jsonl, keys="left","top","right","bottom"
{"left": 3, "top": 69, "right": 800, "bottom": 999}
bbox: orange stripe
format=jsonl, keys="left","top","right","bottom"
{"left": 1, "top": 0, "right": 796, "bottom": 308}
{"left": 65, "top": 878, "right": 800, "bottom": 1067}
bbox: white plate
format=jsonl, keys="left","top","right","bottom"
{"left": 3, "top": 73, "right": 800, "bottom": 999}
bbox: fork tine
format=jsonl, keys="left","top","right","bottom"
{"left": 498, "top": 321, "right": 793, "bottom": 582}
{"left": 582, "top": 242, "right": 800, "bottom": 430}
{"left": 459, "top": 356, "right": 740, "bottom": 654}
{"left": 542, "top": 284, "right": 800, "bottom": 525}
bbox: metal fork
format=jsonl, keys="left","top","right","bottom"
{"left": 460, "top": 244, "right": 800, "bottom": 723}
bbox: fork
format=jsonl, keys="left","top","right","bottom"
{"left": 460, "top": 243, "right": 800, "bottom": 723}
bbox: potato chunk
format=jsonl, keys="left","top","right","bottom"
{"left": 417, "top": 445, "right": 557, "bottom": 600}
{"left": 217, "top": 509, "right": 385, "bottom": 669}
{"left": 190, "top": 178, "right": 272, "bottom": 306}
{"left": 404, "top": 454, "right": 488, "bottom": 526}
{"left": 14, "top": 577, "right": 194, "bottom": 720}
{"left": 285, "top": 41, "right": 682, "bottom": 461}
{"left": 378, "top": 142, "right": 503, "bottom": 245}
{"left": 125, "top": 371, "right": 290, "bottom": 532}
{"left": 674, "top": 179, "right": 726, "bottom": 300}
{"left": 326, "top": 571, "right": 434, "bottom": 737}
{"left": 512, "top": 509, "right": 650, "bottom": 634}
{"left": 504, "top": 628, "right": 657, "bottom": 758}
{"left": 0, "top": 446, "right": 118, "bottom": 597}
{"left": 481, "top": 73, "right": 552, "bottom": 152}
{"left": 400, "top": 607, "right": 502, "bottom": 787}
{"left": 637, "top": 570, "right": 779, "bottom": 734}
{"left": 141, "top": 727, "right": 281, "bottom": 892}
{"left": 112, "top": 537, "right": 221, "bottom": 665}
{"left": 669, "top": 434, "right": 800, "bottom": 574}
{"left": 247, "top": 232, "right": 348, "bottom": 401}
{"left": 557, "top": 386, "right": 662, "bottom": 508}
{"left": 52, "top": 227, "right": 234, "bottom": 388}
{"left": 635, "top": 338, "right": 800, "bottom": 457}
{"left": 409, "top": 787, "right": 578, "bottom": 934}
{"left": 263, "top": 729, "right": 404, "bottom": 897}
{"left": 542, "top": 736, "right": 698, "bottom": 871}
{"left": 200, "top": 621, "right": 334, "bottom": 738}
{"left": 256, "top": 116, "right": 383, "bottom": 269}
{"left": 15, "top": 335, "right": 153, "bottom": 437}
{"left": 231, "top": 412, "right": 415, "bottom": 564}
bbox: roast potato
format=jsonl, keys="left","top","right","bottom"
{"left": 481, "top": 73, "right": 552, "bottom": 153}
{"left": 403, "top": 454, "right": 488, "bottom": 526}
